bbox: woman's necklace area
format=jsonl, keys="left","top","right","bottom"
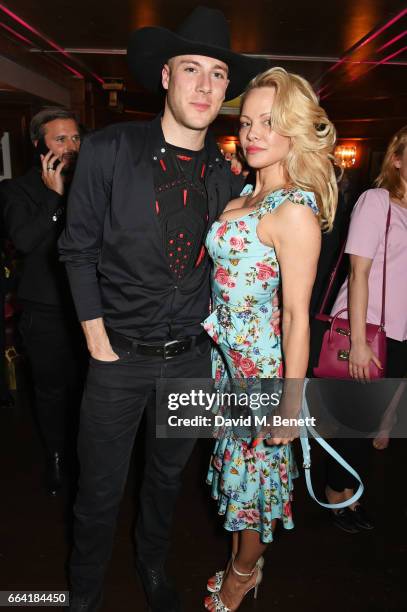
{"left": 246, "top": 184, "right": 290, "bottom": 208}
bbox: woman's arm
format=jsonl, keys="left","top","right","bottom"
{"left": 348, "top": 254, "right": 382, "bottom": 380}
{"left": 257, "top": 202, "right": 320, "bottom": 446}
{"left": 271, "top": 202, "right": 321, "bottom": 378}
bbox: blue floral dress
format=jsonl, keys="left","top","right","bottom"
{"left": 202, "top": 186, "right": 319, "bottom": 543}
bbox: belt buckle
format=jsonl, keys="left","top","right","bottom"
{"left": 163, "top": 339, "right": 180, "bottom": 360}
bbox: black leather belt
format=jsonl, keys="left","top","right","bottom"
{"left": 106, "top": 327, "right": 208, "bottom": 360}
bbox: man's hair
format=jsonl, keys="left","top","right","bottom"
{"left": 29, "top": 107, "right": 78, "bottom": 142}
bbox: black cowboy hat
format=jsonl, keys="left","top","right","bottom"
{"left": 127, "top": 6, "right": 269, "bottom": 102}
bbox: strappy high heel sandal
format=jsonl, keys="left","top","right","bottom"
{"left": 206, "top": 554, "right": 264, "bottom": 593}
{"left": 204, "top": 558, "right": 263, "bottom": 611}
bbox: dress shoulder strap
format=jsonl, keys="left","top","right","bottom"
{"left": 240, "top": 183, "right": 254, "bottom": 197}
{"left": 262, "top": 188, "right": 319, "bottom": 216}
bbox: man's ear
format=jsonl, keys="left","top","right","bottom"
{"left": 162, "top": 64, "right": 170, "bottom": 91}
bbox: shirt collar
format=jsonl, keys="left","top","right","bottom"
{"left": 148, "top": 113, "right": 224, "bottom": 168}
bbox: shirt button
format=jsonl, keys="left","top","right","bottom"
{"left": 161, "top": 148, "right": 166, "bottom": 153}
{"left": 153, "top": 156, "right": 157, "bottom": 161}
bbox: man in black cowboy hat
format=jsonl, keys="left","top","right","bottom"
{"left": 59, "top": 6, "right": 267, "bottom": 611}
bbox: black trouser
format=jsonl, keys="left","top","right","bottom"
{"left": 326, "top": 337, "right": 407, "bottom": 492}
{"left": 19, "top": 307, "right": 83, "bottom": 454}
{"left": 70, "top": 337, "right": 211, "bottom": 595}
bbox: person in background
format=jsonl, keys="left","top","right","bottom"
{"left": 325, "top": 125, "right": 407, "bottom": 531}
{"left": 0, "top": 198, "right": 12, "bottom": 408}
{"left": 0, "top": 107, "right": 84, "bottom": 496}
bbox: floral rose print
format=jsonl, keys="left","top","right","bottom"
{"left": 203, "top": 186, "right": 318, "bottom": 543}
{"left": 229, "top": 236, "right": 245, "bottom": 251}
{"left": 214, "top": 266, "right": 230, "bottom": 285}
{"left": 256, "top": 262, "right": 275, "bottom": 281}
{"left": 215, "top": 222, "right": 228, "bottom": 240}
{"left": 239, "top": 357, "right": 258, "bottom": 377}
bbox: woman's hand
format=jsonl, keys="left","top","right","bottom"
{"left": 252, "top": 434, "right": 295, "bottom": 447}
{"left": 265, "top": 434, "right": 295, "bottom": 446}
{"left": 349, "top": 340, "right": 382, "bottom": 381}
{"left": 347, "top": 255, "right": 378, "bottom": 381}
{"left": 271, "top": 293, "right": 281, "bottom": 329}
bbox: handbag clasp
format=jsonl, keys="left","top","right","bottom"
{"left": 336, "top": 327, "right": 350, "bottom": 336}
{"left": 337, "top": 349, "right": 349, "bottom": 361}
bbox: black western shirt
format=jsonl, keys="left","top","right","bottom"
{"left": 59, "top": 115, "right": 243, "bottom": 340}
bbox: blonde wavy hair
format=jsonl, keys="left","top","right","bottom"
{"left": 375, "top": 125, "right": 407, "bottom": 201}
{"left": 240, "top": 67, "right": 337, "bottom": 231}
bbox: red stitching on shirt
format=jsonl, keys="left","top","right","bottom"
{"left": 155, "top": 201, "right": 160, "bottom": 214}
{"left": 201, "top": 163, "right": 206, "bottom": 178}
{"left": 183, "top": 189, "right": 188, "bottom": 207}
{"left": 195, "top": 245, "right": 205, "bottom": 267}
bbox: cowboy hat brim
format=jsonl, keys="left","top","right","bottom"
{"left": 128, "top": 27, "right": 270, "bottom": 102}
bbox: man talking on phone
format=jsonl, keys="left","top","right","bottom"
{"left": 0, "top": 107, "right": 83, "bottom": 496}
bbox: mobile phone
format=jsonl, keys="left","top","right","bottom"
{"left": 35, "top": 138, "right": 60, "bottom": 170}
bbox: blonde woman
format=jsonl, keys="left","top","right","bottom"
{"left": 202, "top": 67, "right": 337, "bottom": 612}
{"left": 324, "top": 126, "right": 407, "bottom": 529}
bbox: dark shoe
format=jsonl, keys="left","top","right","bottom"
{"left": 330, "top": 508, "right": 360, "bottom": 534}
{"left": 69, "top": 591, "right": 103, "bottom": 611}
{"left": 46, "top": 451, "right": 63, "bottom": 496}
{"left": 137, "top": 563, "right": 182, "bottom": 612}
{"left": 349, "top": 504, "right": 375, "bottom": 530}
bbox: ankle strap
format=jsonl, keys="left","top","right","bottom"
{"left": 232, "top": 559, "right": 255, "bottom": 577}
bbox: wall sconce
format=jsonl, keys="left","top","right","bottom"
{"left": 334, "top": 144, "right": 358, "bottom": 168}
{"left": 102, "top": 79, "right": 125, "bottom": 109}
{"left": 218, "top": 138, "right": 238, "bottom": 156}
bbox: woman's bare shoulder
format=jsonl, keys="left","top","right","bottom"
{"left": 267, "top": 199, "right": 321, "bottom": 246}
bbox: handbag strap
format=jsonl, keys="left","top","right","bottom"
{"left": 318, "top": 241, "right": 347, "bottom": 314}
{"left": 300, "top": 380, "right": 364, "bottom": 509}
{"left": 318, "top": 194, "right": 392, "bottom": 319}
{"left": 380, "top": 199, "right": 391, "bottom": 328}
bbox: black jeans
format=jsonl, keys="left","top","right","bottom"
{"left": 19, "top": 307, "right": 84, "bottom": 454}
{"left": 326, "top": 337, "right": 407, "bottom": 492}
{"left": 70, "top": 337, "right": 212, "bottom": 594}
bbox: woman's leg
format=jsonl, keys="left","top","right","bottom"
{"left": 206, "top": 532, "right": 239, "bottom": 592}
{"left": 325, "top": 436, "right": 374, "bottom": 531}
{"left": 206, "top": 529, "right": 262, "bottom": 592}
{"left": 205, "top": 527, "right": 272, "bottom": 611}
{"left": 232, "top": 532, "right": 239, "bottom": 557}
{"left": 325, "top": 438, "right": 368, "bottom": 508}
{"left": 373, "top": 338, "right": 407, "bottom": 449}
{"left": 234, "top": 528, "right": 269, "bottom": 571}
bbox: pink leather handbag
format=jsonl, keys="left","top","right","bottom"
{"left": 313, "top": 201, "right": 391, "bottom": 379}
